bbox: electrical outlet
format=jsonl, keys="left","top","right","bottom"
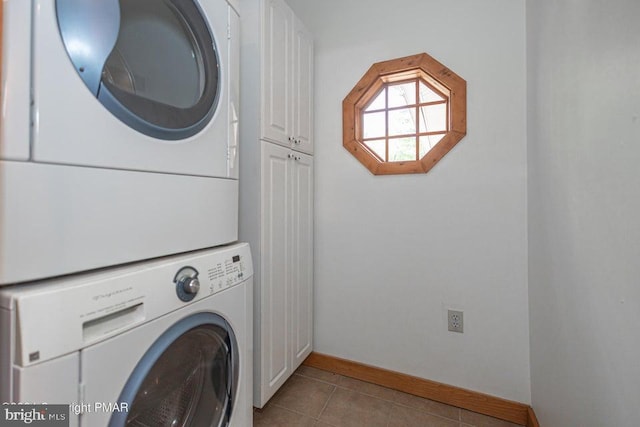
{"left": 448, "top": 310, "right": 463, "bottom": 333}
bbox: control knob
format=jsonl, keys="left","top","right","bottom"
{"left": 179, "top": 276, "right": 200, "bottom": 295}
{"left": 174, "top": 266, "right": 200, "bottom": 302}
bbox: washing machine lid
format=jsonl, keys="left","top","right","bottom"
{"left": 56, "top": 0, "right": 220, "bottom": 140}
{"left": 109, "top": 313, "right": 239, "bottom": 427}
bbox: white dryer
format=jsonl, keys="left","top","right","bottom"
{"left": 0, "top": 243, "right": 252, "bottom": 427}
{"left": 0, "top": 0, "right": 240, "bottom": 284}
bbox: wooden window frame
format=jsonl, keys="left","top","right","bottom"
{"left": 343, "top": 53, "right": 466, "bottom": 175}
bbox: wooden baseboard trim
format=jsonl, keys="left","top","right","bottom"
{"left": 303, "top": 352, "right": 535, "bottom": 426}
{"left": 526, "top": 407, "right": 540, "bottom": 427}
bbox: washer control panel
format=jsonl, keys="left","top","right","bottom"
{"left": 3, "top": 243, "right": 253, "bottom": 367}
{"left": 205, "top": 252, "right": 247, "bottom": 295}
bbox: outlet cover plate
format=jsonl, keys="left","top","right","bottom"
{"left": 448, "top": 310, "right": 464, "bottom": 333}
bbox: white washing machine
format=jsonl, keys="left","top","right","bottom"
{"left": 0, "top": 243, "right": 252, "bottom": 427}
{"left": 0, "top": 0, "right": 240, "bottom": 284}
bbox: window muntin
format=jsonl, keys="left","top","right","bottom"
{"left": 343, "top": 53, "right": 466, "bottom": 175}
{"left": 361, "top": 79, "right": 449, "bottom": 162}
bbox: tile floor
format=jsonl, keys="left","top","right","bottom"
{"left": 253, "top": 366, "right": 522, "bottom": 427}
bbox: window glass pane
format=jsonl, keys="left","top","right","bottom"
{"left": 419, "top": 104, "right": 447, "bottom": 132}
{"left": 388, "top": 82, "right": 416, "bottom": 108}
{"left": 365, "top": 89, "right": 386, "bottom": 111}
{"left": 364, "top": 139, "right": 386, "bottom": 161}
{"left": 363, "top": 111, "right": 386, "bottom": 138}
{"left": 419, "top": 81, "right": 445, "bottom": 103}
{"left": 389, "top": 137, "right": 416, "bottom": 162}
{"left": 388, "top": 108, "right": 416, "bottom": 136}
{"left": 419, "top": 134, "right": 445, "bottom": 158}
{"left": 103, "top": 0, "right": 206, "bottom": 108}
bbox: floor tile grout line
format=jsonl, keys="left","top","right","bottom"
{"left": 387, "top": 400, "right": 461, "bottom": 423}
{"left": 295, "top": 372, "right": 343, "bottom": 387}
{"left": 332, "top": 384, "right": 397, "bottom": 402}
{"left": 266, "top": 402, "right": 343, "bottom": 426}
{"left": 327, "top": 383, "right": 462, "bottom": 423}
{"left": 269, "top": 402, "right": 317, "bottom": 419}
{"left": 280, "top": 373, "right": 340, "bottom": 421}
{"left": 292, "top": 370, "right": 497, "bottom": 427}
{"left": 384, "top": 400, "right": 394, "bottom": 427}
{"left": 388, "top": 401, "right": 465, "bottom": 427}
{"left": 259, "top": 374, "right": 517, "bottom": 427}
{"left": 262, "top": 399, "right": 466, "bottom": 426}
{"left": 299, "top": 370, "right": 463, "bottom": 423}
{"left": 315, "top": 384, "right": 338, "bottom": 424}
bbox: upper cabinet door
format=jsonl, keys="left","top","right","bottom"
{"left": 261, "top": 0, "right": 293, "bottom": 146}
{"left": 292, "top": 18, "right": 313, "bottom": 154}
{"left": 260, "top": 0, "right": 313, "bottom": 154}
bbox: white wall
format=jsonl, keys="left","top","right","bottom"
{"left": 527, "top": 1, "right": 640, "bottom": 425}
{"left": 286, "top": 0, "right": 531, "bottom": 402}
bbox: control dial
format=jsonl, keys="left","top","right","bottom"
{"left": 174, "top": 266, "right": 200, "bottom": 302}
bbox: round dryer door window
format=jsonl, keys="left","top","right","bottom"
{"left": 109, "top": 314, "right": 239, "bottom": 427}
{"left": 56, "top": 0, "right": 221, "bottom": 140}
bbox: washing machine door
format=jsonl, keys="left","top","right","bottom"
{"left": 56, "top": 0, "right": 220, "bottom": 140}
{"left": 109, "top": 313, "right": 239, "bottom": 427}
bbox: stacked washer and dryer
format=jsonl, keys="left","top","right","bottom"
{"left": 0, "top": 0, "right": 251, "bottom": 426}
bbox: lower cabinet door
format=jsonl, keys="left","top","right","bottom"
{"left": 291, "top": 152, "right": 313, "bottom": 366}
{"left": 258, "top": 141, "right": 292, "bottom": 406}
{"left": 256, "top": 142, "right": 314, "bottom": 408}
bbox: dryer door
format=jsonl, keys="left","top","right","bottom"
{"left": 109, "top": 313, "right": 239, "bottom": 427}
{"left": 56, "top": 0, "right": 220, "bottom": 140}
{"left": 31, "top": 0, "right": 236, "bottom": 177}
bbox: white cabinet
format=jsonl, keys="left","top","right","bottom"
{"left": 292, "top": 18, "right": 313, "bottom": 154}
{"left": 257, "top": 142, "right": 313, "bottom": 405}
{"left": 288, "top": 146, "right": 313, "bottom": 369}
{"left": 261, "top": 0, "right": 313, "bottom": 154}
{"left": 240, "top": 0, "right": 314, "bottom": 409}
{"left": 261, "top": 0, "right": 292, "bottom": 145}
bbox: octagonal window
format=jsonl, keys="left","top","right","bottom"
{"left": 343, "top": 53, "right": 466, "bottom": 175}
